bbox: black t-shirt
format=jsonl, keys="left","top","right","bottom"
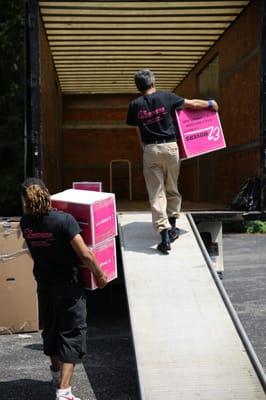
{"left": 20, "top": 210, "right": 82, "bottom": 286}
{"left": 126, "top": 91, "right": 184, "bottom": 143}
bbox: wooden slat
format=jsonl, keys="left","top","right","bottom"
{"left": 54, "top": 59, "right": 195, "bottom": 63}
{"left": 62, "top": 90, "right": 144, "bottom": 93}
{"left": 56, "top": 67, "right": 191, "bottom": 72}
{"left": 51, "top": 45, "right": 213, "bottom": 52}
{"left": 40, "top": 7, "right": 243, "bottom": 16}
{"left": 44, "top": 22, "right": 231, "bottom": 29}
{"left": 59, "top": 74, "right": 184, "bottom": 79}
{"left": 48, "top": 36, "right": 219, "bottom": 41}
{"left": 39, "top": 1, "right": 249, "bottom": 9}
{"left": 54, "top": 62, "right": 196, "bottom": 68}
{"left": 60, "top": 82, "right": 183, "bottom": 86}
{"left": 60, "top": 86, "right": 180, "bottom": 92}
{"left": 46, "top": 29, "right": 225, "bottom": 35}
{"left": 51, "top": 48, "right": 208, "bottom": 53}
{"left": 58, "top": 74, "right": 187, "bottom": 79}
{"left": 60, "top": 90, "right": 179, "bottom": 94}
{"left": 60, "top": 83, "right": 180, "bottom": 87}
{"left": 42, "top": 16, "right": 236, "bottom": 23}
{"left": 57, "top": 74, "right": 189, "bottom": 78}
{"left": 59, "top": 72, "right": 185, "bottom": 77}
{"left": 58, "top": 75, "right": 187, "bottom": 80}
{"left": 56, "top": 73, "right": 189, "bottom": 78}
{"left": 53, "top": 53, "right": 202, "bottom": 58}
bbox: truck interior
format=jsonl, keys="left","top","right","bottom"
{"left": 26, "top": 0, "right": 263, "bottom": 213}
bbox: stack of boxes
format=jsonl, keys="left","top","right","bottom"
{"left": 51, "top": 189, "right": 117, "bottom": 290}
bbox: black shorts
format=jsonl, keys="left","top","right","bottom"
{"left": 37, "top": 284, "right": 87, "bottom": 363}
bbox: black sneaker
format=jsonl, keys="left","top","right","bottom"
{"left": 157, "top": 241, "right": 171, "bottom": 254}
{"left": 169, "top": 228, "right": 180, "bottom": 243}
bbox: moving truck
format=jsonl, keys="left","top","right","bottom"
{"left": 25, "top": 0, "right": 266, "bottom": 215}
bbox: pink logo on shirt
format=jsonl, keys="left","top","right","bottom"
{"left": 24, "top": 228, "right": 53, "bottom": 239}
{"left": 137, "top": 106, "right": 167, "bottom": 125}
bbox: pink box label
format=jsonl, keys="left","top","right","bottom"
{"left": 91, "top": 198, "right": 117, "bottom": 244}
{"left": 73, "top": 182, "right": 102, "bottom": 192}
{"left": 80, "top": 238, "right": 117, "bottom": 290}
{"left": 175, "top": 109, "right": 226, "bottom": 159}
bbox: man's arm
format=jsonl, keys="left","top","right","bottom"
{"left": 184, "top": 98, "right": 219, "bottom": 111}
{"left": 70, "top": 234, "right": 107, "bottom": 288}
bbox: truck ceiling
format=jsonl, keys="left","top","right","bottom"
{"left": 39, "top": 1, "right": 251, "bottom": 94}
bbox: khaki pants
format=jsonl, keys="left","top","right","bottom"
{"left": 143, "top": 142, "right": 182, "bottom": 233}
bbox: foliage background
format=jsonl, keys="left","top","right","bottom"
{"left": 0, "top": 0, "right": 24, "bottom": 216}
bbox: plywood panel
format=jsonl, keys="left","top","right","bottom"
{"left": 61, "top": 93, "right": 147, "bottom": 200}
{"left": 62, "top": 128, "right": 139, "bottom": 164}
{"left": 63, "top": 108, "right": 127, "bottom": 122}
{"left": 63, "top": 93, "right": 135, "bottom": 108}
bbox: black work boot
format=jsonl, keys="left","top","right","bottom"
{"left": 168, "top": 217, "right": 180, "bottom": 243}
{"left": 157, "top": 229, "right": 171, "bottom": 254}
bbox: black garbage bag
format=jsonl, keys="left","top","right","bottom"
{"left": 229, "top": 177, "right": 261, "bottom": 211}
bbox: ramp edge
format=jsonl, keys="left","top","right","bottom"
{"left": 187, "top": 212, "right": 266, "bottom": 393}
{"left": 117, "top": 213, "right": 145, "bottom": 400}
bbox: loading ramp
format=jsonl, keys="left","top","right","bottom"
{"left": 118, "top": 212, "right": 265, "bottom": 400}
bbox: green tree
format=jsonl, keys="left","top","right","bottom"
{"left": 0, "top": 0, "right": 24, "bottom": 216}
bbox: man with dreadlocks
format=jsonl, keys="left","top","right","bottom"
{"left": 20, "top": 177, "right": 108, "bottom": 400}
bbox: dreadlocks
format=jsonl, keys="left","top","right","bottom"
{"left": 21, "top": 178, "right": 52, "bottom": 216}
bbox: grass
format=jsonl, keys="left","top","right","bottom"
{"left": 223, "top": 220, "right": 266, "bottom": 234}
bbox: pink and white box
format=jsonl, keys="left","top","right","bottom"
{"left": 174, "top": 108, "right": 226, "bottom": 159}
{"left": 51, "top": 189, "right": 117, "bottom": 246}
{"left": 72, "top": 181, "right": 102, "bottom": 192}
{"left": 80, "top": 237, "right": 117, "bottom": 290}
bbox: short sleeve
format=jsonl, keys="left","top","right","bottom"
{"left": 126, "top": 102, "right": 138, "bottom": 126}
{"left": 171, "top": 93, "right": 185, "bottom": 110}
{"left": 64, "top": 213, "right": 82, "bottom": 241}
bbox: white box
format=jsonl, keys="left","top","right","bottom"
{"left": 51, "top": 189, "right": 117, "bottom": 245}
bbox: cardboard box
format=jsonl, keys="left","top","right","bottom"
{"left": 72, "top": 181, "right": 102, "bottom": 192}
{"left": 174, "top": 108, "right": 226, "bottom": 159}
{"left": 51, "top": 189, "right": 117, "bottom": 245}
{"left": 80, "top": 237, "right": 117, "bottom": 290}
{"left": 0, "top": 220, "right": 39, "bottom": 334}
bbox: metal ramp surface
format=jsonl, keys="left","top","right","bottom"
{"left": 118, "top": 212, "right": 265, "bottom": 400}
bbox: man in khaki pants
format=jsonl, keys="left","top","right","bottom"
{"left": 127, "top": 69, "right": 218, "bottom": 254}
